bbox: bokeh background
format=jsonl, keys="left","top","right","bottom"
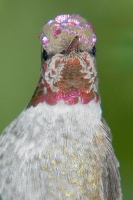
{"left": 0, "top": 0, "right": 133, "bottom": 199}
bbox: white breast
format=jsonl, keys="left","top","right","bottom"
{"left": 0, "top": 100, "right": 108, "bottom": 200}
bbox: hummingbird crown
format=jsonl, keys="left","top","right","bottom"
{"left": 39, "top": 14, "right": 96, "bottom": 54}
{"left": 28, "top": 14, "right": 99, "bottom": 107}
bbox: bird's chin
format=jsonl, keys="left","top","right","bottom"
{"left": 54, "top": 79, "right": 85, "bottom": 92}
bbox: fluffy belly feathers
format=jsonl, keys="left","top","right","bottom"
{"left": 0, "top": 101, "right": 120, "bottom": 200}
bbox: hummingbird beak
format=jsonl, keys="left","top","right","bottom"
{"left": 66, "top": 36, "right": 79, "bottom": 54}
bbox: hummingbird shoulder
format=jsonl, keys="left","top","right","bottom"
{"left": 0, "top": 14, "right": 122, "bottom": 200}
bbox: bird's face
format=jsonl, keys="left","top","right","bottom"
{"left": 36, "top": 14, "right": 99, "bottom": 105}
{"left": 43, "top": 35, "right": 97, "bottom": 92}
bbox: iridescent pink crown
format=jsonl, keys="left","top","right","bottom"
{"left": 39, "top": 14, "right": 96, "bottom": 54}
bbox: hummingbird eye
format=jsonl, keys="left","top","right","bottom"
{"left": 91, "top": 46, "right": 96, "bottom": 56}
{"left": 60, "top": 50, "right": 65, "bottom": 54}
{"left": 42, "top": 49, "right": 48, "bottom": 61}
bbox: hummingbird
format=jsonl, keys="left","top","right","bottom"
{"left": 0, "top": 14, "right": 122, "bottom": 200}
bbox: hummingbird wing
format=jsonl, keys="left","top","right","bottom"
{"left": 100, "top": 119, "right": 122, "bottom": 200}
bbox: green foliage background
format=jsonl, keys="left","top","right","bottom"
{"left": 0, "top": 0, "right": 133, "bottom": 199}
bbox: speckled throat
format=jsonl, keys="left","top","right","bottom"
{"left": 28, "top": 46, "right": 99, "bottom": 108}
{"left": 27, "top": 50, "right": 99, "bottom": 107}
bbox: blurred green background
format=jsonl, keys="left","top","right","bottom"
{"left": 0, "top": 0, "right": 133, "bottom": 199}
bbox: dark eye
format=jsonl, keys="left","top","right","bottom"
{"left": 60, "top": 50, "right": 65, "bottom": 54}
{"left": 92, "top": 46, "right": 96, "bottom": 56}
{"left": 42, "top": 49, "right": 48, "bottom": 61}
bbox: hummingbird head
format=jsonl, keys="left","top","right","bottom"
{"left": 28, "top": 14, "right": 99, "bottom": 107}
